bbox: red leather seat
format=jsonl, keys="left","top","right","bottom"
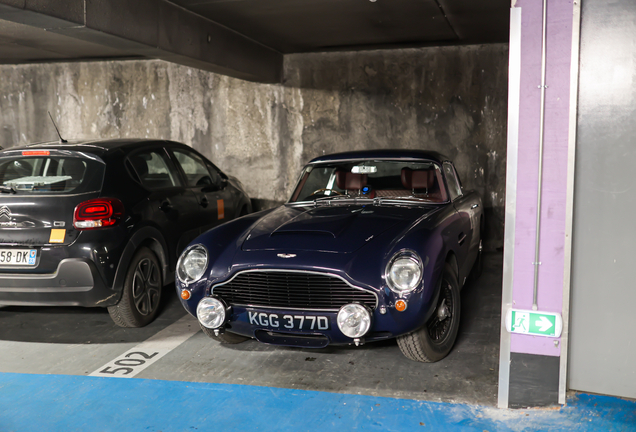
{"left": 336, "top": 170, "right": 368, "bottom": 191}
{"left": 401, "top": 167, "right": 447, "bottom": 202}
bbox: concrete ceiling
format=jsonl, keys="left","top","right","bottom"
{"left": 0, "top": 0, "right": 510, "bottom": 82}
{"left": 168, "top": 0, "right": 510, "bottom": 53}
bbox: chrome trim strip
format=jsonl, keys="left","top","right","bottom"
{"left": 229, "top": 303, "right": 340, "bottom": 313}
{"left": 560, "top": 0, "right": 582, "bottom": 406}
{"left": 211, "top": 268, "right": 379, "bottom": 310}
{"left": 498, "top": 6, "right": 522, "bottom": 410}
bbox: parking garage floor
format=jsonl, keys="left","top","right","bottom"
{"left": 1, "top": 252, "right": 634, "bottom": 431}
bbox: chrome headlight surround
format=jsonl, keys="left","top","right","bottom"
{"left": 385, "top": 249, "right": 423, "bottom": 294}
{"left": 177, "top": 244, "right": 209, "bottom": 285}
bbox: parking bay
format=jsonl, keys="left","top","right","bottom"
{"left": 0, "top": 253, "right": 502, "bottom": 406}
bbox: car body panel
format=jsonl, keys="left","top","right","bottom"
{"left": 177, "top": 150, "right": 483, "bottom": 348}
{"left": 0, "top": 139, "right": 251, "bottom": 309}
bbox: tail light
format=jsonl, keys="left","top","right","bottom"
{"left": 73, "top": 198, "right": 124, "bottom": 230}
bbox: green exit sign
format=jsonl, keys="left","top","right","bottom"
{"left": 505, "top": 309, "right": 563, "bottom": 338}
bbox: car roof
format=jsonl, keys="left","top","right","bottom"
{"left": 307, "top": 149, "right": 451, "bottom": 165}
{"left": 1, "top": 139, "right": 183, "bottom": 157}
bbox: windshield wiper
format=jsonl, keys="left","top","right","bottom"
{"left": 314, "top": 195, "right": 374, "bottom": 206}
{"left": 374, "top": 196, "right": 439, "bottom": 205}
{"left": 0, "top": 186, "right": 16, "bottom": 194}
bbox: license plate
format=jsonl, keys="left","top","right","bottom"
{"left": 247, "top": 311, "right": 331, "bottom": 331}
{"left": 0, "top": 249, "right": 37, "bottom": 266}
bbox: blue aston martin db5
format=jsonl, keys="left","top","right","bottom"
{"left": 176, "top": 150, "right": 483, "bottom": 362}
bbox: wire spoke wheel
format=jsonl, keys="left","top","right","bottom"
{"left": 396, "top": 262, "right": 461, "bottom": 362}
{"left": 426, "top": 282, "right": 454, "bottom": 344}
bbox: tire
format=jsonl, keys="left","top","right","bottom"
{"left": 469, "top": 238, "right": 484, "bottom": 282}
{"left": 200, "top": 323, "right": 249, "bottom": 344}
{"left": 397, "top": 263, "right": 461, "bottom": 362}
{"left": 468, "top": 218, "right": 485, "bottom": 283}
{"left": 108, "top": 247, "right": 162, "bottom": 328}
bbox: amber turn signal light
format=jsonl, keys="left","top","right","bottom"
{"left": 180, "top": 290, "right": 191, "bottom": 300}
{"left": 395, "top": 299, "right": 407, "bottom": 312}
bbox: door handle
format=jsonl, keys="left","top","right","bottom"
{"left": 471, "top": 204, "right": 479, "bottom": 209}
{"left": 159, "top": 200, "right": 173, "bottom": 212}
{"left": 200, "top": 196, "right": 209, "bottom": 208}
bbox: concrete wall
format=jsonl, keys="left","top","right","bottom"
{"left": 0, "top": 44, "right": 508, "bottom": 248}
{"left": 286, "top": 46, "right": 508, "bottom": 248}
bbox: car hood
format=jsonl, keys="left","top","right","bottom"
{"left": 242, "top": 204, "right": 435, "bottom": 253}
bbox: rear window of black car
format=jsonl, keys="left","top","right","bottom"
{"left": 0, "top": 152, "right": 105, "bottom": 195}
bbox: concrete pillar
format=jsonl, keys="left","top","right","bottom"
{"left": 498, "top": 0, "right": 580, "bottom": 408}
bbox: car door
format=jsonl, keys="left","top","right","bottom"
{"left": 443, "top": 162, "right": 476, "bottom": 283}
{"left": 167, "top": 146, "right": 232, "bottom": 234}
{"left": 127, "top": 147, "right": 201, "bottom": 260}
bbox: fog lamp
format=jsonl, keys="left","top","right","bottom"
{"left": 337, "top": 303, "right": 372, "bottom": 339}
{"left": 197, "top": 297, "right": 227, "bottom": 329}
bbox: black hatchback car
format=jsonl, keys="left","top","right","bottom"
{"left": 0, "top": 139, "right": 251, "bottom": 327}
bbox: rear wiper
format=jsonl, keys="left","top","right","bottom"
{"left": 0, "top": 186, "right": 16, "bottom": 194}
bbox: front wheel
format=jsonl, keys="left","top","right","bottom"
{"left": 397, "top": 263, "right": 461, "bottom": 362}
{"left": 108, "top": 247, "right": 162, "bottom": 328}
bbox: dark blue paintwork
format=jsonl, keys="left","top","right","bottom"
{"left": 177, "top": 150, "right": 483, "bottom": 347}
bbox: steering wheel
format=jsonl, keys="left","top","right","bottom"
{"left": 312, "top": 188, "right": 343, "bottom": 196}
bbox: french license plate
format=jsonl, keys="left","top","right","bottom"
{"left": 0, "top": 249, "right": 37, "bottom": 266}
{"left": 247, "top": 311, "right": 331, "bottom": 331}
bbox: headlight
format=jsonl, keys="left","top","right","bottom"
{"left": 337, "top": 303, "right": 372, "bottom": 338}
{"left": 197, "top": 297, "right": 227, "bottom": 329}
{"left": 177, "top": 244, "right": 208, "bottom": 284}
{"left": 385, "top": 250, "right": 423, "bottom": 294}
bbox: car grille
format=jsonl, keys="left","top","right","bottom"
{"left": 212, "top": 271, "right": 377, "bottom": 311}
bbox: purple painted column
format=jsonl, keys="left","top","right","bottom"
{"left": 499, "top": 0, "right": 580, "bottom": 408}
{"left": 510, "top": 0, "right": 573, "bottom": 357}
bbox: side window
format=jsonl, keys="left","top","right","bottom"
{"left": 172, "top": 149, "right": 214, "bottom": 188}
{"left": 128, "top": 150, "right": 181, "bottom": 190}
{"left": 443, "top": 162, "right": 462, "bottom": 201}
{"left": 205, "top": 162, "right": 224, "bottom": 187}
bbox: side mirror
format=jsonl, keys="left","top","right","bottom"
{"left": 202, "top": 177, "right": 226, "bottom": 193}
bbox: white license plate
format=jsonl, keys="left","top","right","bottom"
{"left": 247, "top": 311, "right": 331, "bottom": 331}
{"left": 0, "top": 249, "right": 37, "bottom": 266}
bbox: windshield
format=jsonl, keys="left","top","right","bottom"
{"left": 0, "top": 153, "right": 105, "bottom": 195}
{"left": 289, "top": 160, "right": 448, "bottom": 203}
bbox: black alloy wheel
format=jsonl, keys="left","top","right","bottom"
{"left": 131, "top": 257, "right": 161, "bottom": 316}
{"left": 108, "top": 247, "right": 163, "bottom": 328}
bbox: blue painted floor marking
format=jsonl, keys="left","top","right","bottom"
{"left": 0, "top": 373, "right": 634, "bottom": 431}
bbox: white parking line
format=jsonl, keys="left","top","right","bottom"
{"left": 89, "top": 314, "right": 200, "bottom": 378}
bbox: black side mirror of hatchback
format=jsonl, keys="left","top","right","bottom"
{"left": 202, "top": 178, "right": 226, "bottom": 192}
